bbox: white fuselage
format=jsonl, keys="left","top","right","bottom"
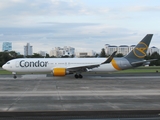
{"left": 2, "top": 58, "right": 124, "bottom": 73}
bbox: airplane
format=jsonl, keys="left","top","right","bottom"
{"left": 2, "top": 34, "right": 156, "bottom": 79}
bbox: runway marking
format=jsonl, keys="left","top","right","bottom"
{"left": 56, "top": 84, "right": 66, "bottom": 111}
{"left": 0, "top": 90, "right": 160, "bottom": 97}
{"left": 6, "top": 87, "right": 30, "bottom": 111}
{"left": 32, "top": 80, "right": 41, "bottom": 91}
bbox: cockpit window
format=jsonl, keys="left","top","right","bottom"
{"left": 7, "top": 62, "right": 10, "bottom": 64}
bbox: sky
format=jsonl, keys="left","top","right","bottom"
{"left": 0, "top": 0, "right": 160, "bottom": 54}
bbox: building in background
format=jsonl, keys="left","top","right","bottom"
{"left": 76, "top": 50, "right": 96, "bottom": 57}
{"left": 2, "top": 42, "right": 12, "bottom": 51}
{"left": 50, "top": 46, "right": 75, "bottom": 57}
{"left": 63, "top": 46, "right": 75, "bottom": 56}
{"left": 118, "top": 45, "right": 129, "bottom": 56}
{"left": 105, "top": 43, "right": 160, "bottom": 56}
{"left": 105, "top": 44, "right": 118, "bottom": 56}
{"left": 24, "top": 43, "right": 33, "bottom": 56}
{"left": 38, "top": 51, "right": 46, "bottom": 57}
{"left": 129, "top": 45, "right": 136, "bottom": 53}
{"left": 105, "top": 44, "right": 136, "bottom": 56}
{"left": 147, "top": 46, "right": 160, "bottom": 55}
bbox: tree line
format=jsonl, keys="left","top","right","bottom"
{"left": 0, "top": 50, "right": 160, "bottom": 67}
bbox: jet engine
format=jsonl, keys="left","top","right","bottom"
{"left": 53, "top": 68, "right": 66, "bottom": 76}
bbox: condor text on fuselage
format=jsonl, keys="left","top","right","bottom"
{"left": 20, "top": 60, "right": 48, "bottom": 67}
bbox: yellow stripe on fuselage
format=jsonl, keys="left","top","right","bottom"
{"left": 111, "top": 59, "right": 121, "bottom": 70}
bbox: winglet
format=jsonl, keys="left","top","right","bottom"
{"left": 101, "top": 51, "right": 117, "bottom": 64}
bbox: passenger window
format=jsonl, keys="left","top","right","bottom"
{"left": 7, "top": 62, "right": 10, "bottom": 64}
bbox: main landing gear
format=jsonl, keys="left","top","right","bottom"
{"left": 74, "top": 74, "right": 83, "bottom": 79}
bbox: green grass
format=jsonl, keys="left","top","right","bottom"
{"left": 116, "top": 66, "right": 160, "bottom": 73}
{"left": 0, "top": 68, "right": 49, "bottom": 75}
{"left": 116, "top": 69, "right": 159, "bottom": 73}
{"left": 0, "top": 66, "right": 160, "bottom": 75}
{"left": 0, "top": 70, "right": 12, "bottom": 74}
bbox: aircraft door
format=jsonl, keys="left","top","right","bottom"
{"left": 16, "top": 61, "right": 19, "bottom": 68}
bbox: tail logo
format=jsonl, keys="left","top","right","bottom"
{"left": 133, "top": 42, "right": 148, "bottom": 58}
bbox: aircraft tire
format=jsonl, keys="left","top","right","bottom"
{"left": 75, "top": 74, "right": 79, "bottom": 79}
{"left": 79, "top": 74, "right": 83, "bottom": 79}
{"left": 13, "top": 75, "right": 17, "bottom": 79}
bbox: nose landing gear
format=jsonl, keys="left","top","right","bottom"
{"left": 12, "top": 72, "right": 17, "bottom": 79}
{"left": 13, "top": 75, "right": 17, "bottom": 79}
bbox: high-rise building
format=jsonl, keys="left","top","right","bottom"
{"left": 2, "top": 42, "right": 12, "bottom": 51}
{"left": 24, "top": 43, "right": 33, "bottom": 56}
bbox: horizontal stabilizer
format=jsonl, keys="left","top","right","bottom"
{"left": 101, "top": 51, "right": 117, "bottom": 64}
{"left": 131, "top": 59, "right": 157, "bottom": 66}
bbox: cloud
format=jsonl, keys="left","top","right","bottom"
{"left": 0, "top": 0, "right": 160, "bottom": 54}
{"left": 1, "top": 0, "right": 160, "bottom": 22}
{"left": 0, "top": 0, "right": 90, "bottom": 27}
{"left": 0, "top": 34, "right": 4, "bottom": 37}
{"left": 0, "top": 22, "right": 158, "bottom": 54}
{"left": 0, "top": 0, "right": 111, "bottom": 26}
{"left": 0, "top": 22, "right": 138, "bottom": 54}
{"left": 129, "top": 6, "right": 160, "bottom": 12}
{"left": 0, "top": 0, "right": 90, "bottom": 16}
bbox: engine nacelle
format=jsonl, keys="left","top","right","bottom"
{"left": 53, "top": 68, "right": 66, "bottom": 76}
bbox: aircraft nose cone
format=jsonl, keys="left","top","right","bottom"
{"left": 2, "top": 64, "right": 6, "bottom": 70}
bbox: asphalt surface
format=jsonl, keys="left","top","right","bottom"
{"left": 0, "top": 73, "right": 160, "bottom": 119}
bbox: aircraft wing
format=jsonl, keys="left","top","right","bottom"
{"left": 67, "top": 64, "right": 100, "bottom": 73}
{"left": 67, "top": 51, "right": 117, "bottom": 73}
